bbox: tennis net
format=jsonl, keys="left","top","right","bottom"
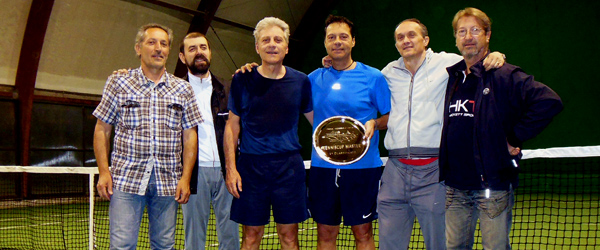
{"left": 0, "top": 146, "right": 598, "bottom": 249}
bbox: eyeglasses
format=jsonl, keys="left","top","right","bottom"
{"left": 456, "top": 27, "right": 484, "bottom": 37}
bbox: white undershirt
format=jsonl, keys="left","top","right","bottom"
{"left": 188, "top": 72, "right": 220, "bottom": 167}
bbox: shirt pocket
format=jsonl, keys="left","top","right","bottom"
{"left": 119, "top": 99, "right": 141, "bottom": 129}
{"left": 166, "top": 98, "right": 184, "bottom": 131}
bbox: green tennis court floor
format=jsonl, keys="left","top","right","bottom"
{"left": 1, "top": 193, "right": 598, "bottom": 249}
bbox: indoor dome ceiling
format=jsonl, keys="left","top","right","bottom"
{"left": 1, "top": 0, "right": 337, "bottom": 96}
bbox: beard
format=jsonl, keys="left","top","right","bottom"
{"left": 459, "top": 44, "right": 487, "bottom": 60}
{"left": 461, "top": 49, "right": 478, "bottom": 60}
{"left": 186, "top": 54, "right": 210, "bottom": 75}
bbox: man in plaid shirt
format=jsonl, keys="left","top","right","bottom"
{"left": 93, "top": 23, "right": 202, "bottom": 249}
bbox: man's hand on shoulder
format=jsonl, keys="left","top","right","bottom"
{"left": 482, "top": 52, "right": 506, "bottom": 71}
{"left": 322, "top": 55, "right": 333, "bottom": 68}
{"left": 233, "top": 62, "right": 259, "bottom": 75}
{"left": 112, "top": 68, "right": 131, "bottom": 76}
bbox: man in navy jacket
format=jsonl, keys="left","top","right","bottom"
{"left": 440, "top": 7, "right": 563, "bottom": 250}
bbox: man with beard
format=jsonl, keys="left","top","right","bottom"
{"left": 178, "top": 32, "right": 240, "bottom": 250}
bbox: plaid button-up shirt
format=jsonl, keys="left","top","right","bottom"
{"left": 93, "top": 67, "right": 202, "bottom": 196}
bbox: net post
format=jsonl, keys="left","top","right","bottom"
{"left": 89, "top": 172, "right": 95, "bottom": 250}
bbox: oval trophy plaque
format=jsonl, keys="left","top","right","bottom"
{"left": 313, "top": 116, "right": 370, "bottom": 165}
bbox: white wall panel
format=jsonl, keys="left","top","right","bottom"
{"left": 36, "top": 0, "right": 191, "bottom": 94}
{"left": 0, "top": 0, "right": 33, "bottom": 86}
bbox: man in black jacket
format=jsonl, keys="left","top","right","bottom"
{"left": 179, "top": 32, "right": 239, "bottom": 250}
{"left": 440, "top": 7, "right": 563, "bottom": 250}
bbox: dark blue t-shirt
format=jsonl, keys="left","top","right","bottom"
{"left": 228, "top": 66, "right": 313, "bottom": 155}
{"left": 445, "top": 73, "right": 481, "bottom": 190}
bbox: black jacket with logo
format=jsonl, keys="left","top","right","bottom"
{"left": 440, "top": 59, "right": 563, "bottom": 190}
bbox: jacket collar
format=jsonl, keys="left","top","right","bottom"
{"left": 393, "top": 48, "right": 434, "bottom": 71}
{"left": 447, "top": 59, "right": 467, "bottom": 76}
{"left": 446, "top": 51, "right": 490, "bottom": 78}
{"left": 209, "top": 72, "right": 225, "bottom": 93}
{"left": 468, "top": 54, "right": 489, "bottom": 78}
{"left": 183, "top": 71, "right": 225, "bottom": 93}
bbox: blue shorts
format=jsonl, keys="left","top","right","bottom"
{"left": 308, "top": 166, "right": 383, "bottom": 226}
{"left": 230, "top": 152, "right": 309, "bottom": 226}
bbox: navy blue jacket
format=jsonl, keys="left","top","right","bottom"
{"left": 440, "top": 59, "right": 563, "bottom": 190}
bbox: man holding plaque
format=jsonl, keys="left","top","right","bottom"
{"left": 308, "top": 15, "right": 391, "bottom": 250}
{"left": 224, "top": 17, "right": 313, "bottom": 250}
{"left": 377, "top": 19, "right": 506, "bottom": 250}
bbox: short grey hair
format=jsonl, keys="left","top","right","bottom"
{"left": 253, "top": 17, "right": 290, "bottom": 44}
{"left": 135, "top": 23, "right": 174, "bottom": 47}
